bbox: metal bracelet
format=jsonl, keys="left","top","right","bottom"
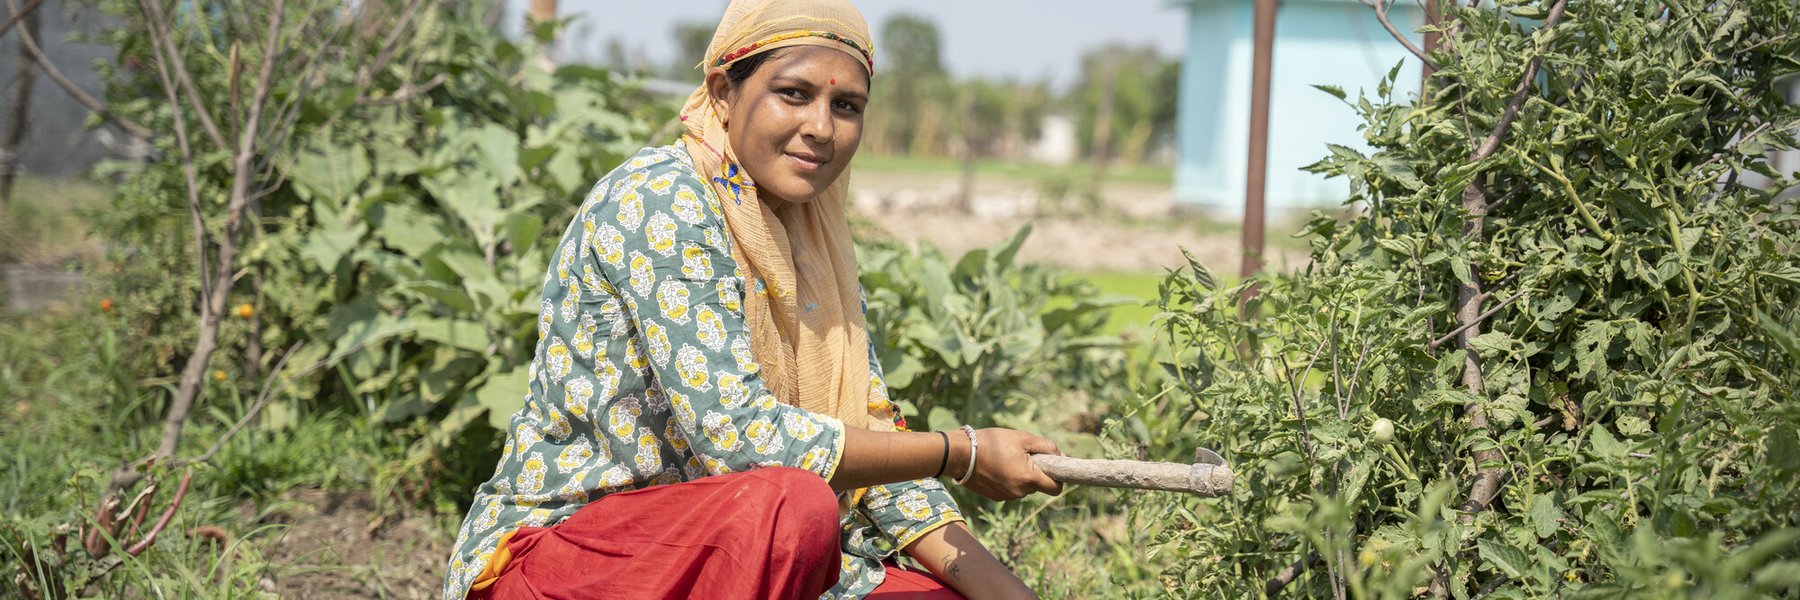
{"left": 954, "top": 425, "right": 978, "bottom": 485}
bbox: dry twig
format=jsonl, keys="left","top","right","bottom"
{"left": 1429, "top": 288, "right": 1529, "bottom": 349}
{"left": 149, "top": 0, "right": 287, "bottom": 461}
{"left": 0, "top": 0, "right": 43, "bottom": 38}
{"left": 1365, "top": 0, "right": 1439, "bottom": 71}
{"left": 3, "top": 0, "right": 152, "bottom": 139}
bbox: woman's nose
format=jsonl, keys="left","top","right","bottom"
{"left": 800, "top": 102, "right": 834, "bottom": 143}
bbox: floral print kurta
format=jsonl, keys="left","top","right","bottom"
{"left": 442, "top": 144, "right": 964, "bottom": 600}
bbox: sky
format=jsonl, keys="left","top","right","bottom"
{"left": 502, "top": 1, "right": 1190, "bottom": 86}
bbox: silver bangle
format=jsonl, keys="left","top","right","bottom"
{"left": 954, "top": 425, "right": 978, "bottom": 485}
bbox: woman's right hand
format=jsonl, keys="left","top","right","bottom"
{"left": 955, "top": 428, "right": 1063, "bottom": 501}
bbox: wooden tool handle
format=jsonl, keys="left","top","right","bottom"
{"left": 1029, "top": 455, "right": 1233, "bottom": 497}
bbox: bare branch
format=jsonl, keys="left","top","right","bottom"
{"left": 356, "top": 72, "right": 446, "bottom": 106}
{"left": 134, "top": 0, "right": 212, "bottom": 304}
{"left": 123, "top": 470, "right": 192, "bottom": 557}
{"left": 0, "top": 0, "right": 43, "bottom": 38}
{"left": 353, "top": 0, "right": 425, "bottom": 90}
{"left": 153, "top": 0, "right": 289, "bottom": 461}
{"left": 1472, "top": 0, "right": 1569, "bottom": 161}
{"left": 1452, "top": 0, "right": 1569, "bottom": 522}
{"left": 1430, "top": 288, "right": 1529, "bottom": 349}
{"left": 1266, "top": 552, "right": 1323, "bottom": 596}
{"left": 1365, "top": 0, "right": 1439, "bottom": 71}
{"left": 4, "top": 0, "right": 153, "bottom": 139}
{"left": 139, "top": 0, "right": 230, "bottom": 149}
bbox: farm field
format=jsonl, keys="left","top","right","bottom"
{"left": 5, "top": 1, "right": 1800, "bottom": 598}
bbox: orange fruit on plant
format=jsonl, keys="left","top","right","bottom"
{"left": 100, "top": 298, "right": 115, "bottom": 313}
{"left": 213, "top": 369, "right": 227, "bottom": 382}
{"left": 237, "top": 303, "right": 255, "bottom": 320}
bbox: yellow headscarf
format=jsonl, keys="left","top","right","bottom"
{"left": 679, "top": 0, "right": 890, "bottom": 435}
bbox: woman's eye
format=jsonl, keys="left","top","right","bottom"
{"left": 779, "top": 88, "right": 807, "bottom": 101}
{"left": 833, "top": 100, "right": 861, "bottom": 114}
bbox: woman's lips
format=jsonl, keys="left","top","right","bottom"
{"left": 786, "top": 152, "right": 828, "bottom": 172}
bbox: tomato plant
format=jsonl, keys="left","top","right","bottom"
{"left": 1140, "top": 1, "right": 1800, "bottom": 596}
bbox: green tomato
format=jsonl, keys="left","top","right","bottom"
{"left": 1371, "top": 418, "right": 1396, "bottom": 444}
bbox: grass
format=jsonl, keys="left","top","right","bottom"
{"left": 0, "top": 304, "right": 443, "bottom": 598}
{"left": 0, "top": 176, "right": 112, "bottom": 266}
{"left": 1076, "top": 270, "right": 1167, "bottom": 336}
{"left": 854, "top": 152, "right": 1175, "bottom": 186}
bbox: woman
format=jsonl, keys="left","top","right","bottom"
{"left": 442, "top": 1, "right": 1063, "bottom": 598}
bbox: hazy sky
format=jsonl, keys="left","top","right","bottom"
{"left": 503, "top": 1, "right": 1190, "bottom": 85}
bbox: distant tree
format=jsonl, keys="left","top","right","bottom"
{"left": 670, "top": 20, "right": 714, "bottom": 79}
{"left": 1071, "top": 44, "right": 1179, "bottom": 165}
{"left": 600, "top": 37, "right": 630, "bottom": 74}
{"left": 873, "top": 13, "right": 945, "bottom": 155}
{"left": 881, "top": 13, "right": 943, "bottom": 81}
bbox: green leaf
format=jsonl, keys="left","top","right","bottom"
{"left": 881, "top": 354, "right": 923, "bottom": 389}
{"left": 927, "top": 406, "right": 960, "bottom": 433}
{"left": 329, "top": 313, "right": 414, "bottom": 363}
{"left": 990, "top": 224, "right": 1032, "bottom": 271}
{"left": 1375, "top": 237, "right": 1414, "bottom": 258}
{"left": 1767, "top": 424, "right": 1800, "bottom": 474}
{"left": 1587, "top": 426, "right": 1627, "bottom": 459}
{"left": 1616, "top": 415, "right": 1651, "bottom": 437}
{"left": 415, "top": 317, "right": 493, "bottom": 353}
{"left": 1723, "top": 529, "right": 1800, "bottom": 579}
{"left": 1312, "top": 84, "right": 1348, "bottom": 100}
{"left": 1451, "top": 256, "right": 1473, "bottom": 285}
{"left": 285, "top": 133, "right": 371, "bottom": 202}
{"left": 1527, "top": 495, "right": 1565, "bottom": 539}
{"left": 301, "top": 203, "right": 369, "bottom": 272}
{"left": 479, "top": 366, "right": 532, "bottom": 430}
{"left": 505, "top": 208, "right": 548, "bottom": 255}
{"left": 370, "top": 202, "right": 445, "bottom": 257}
{"left": 1469, "top": 332, "right": 1516, "bottom": 358}
{"left": 1756, "top": 310, "right": 1800, "bottom": 362}
{"left": 1753, "top": 561, "right": 1800, "bottom": 590}
{"left": 423, "top": 169, "right": 504, "bottom": 243}
{"left": 469, "top": 123, "right": 522, "bottom": 187}
{"left": 1575, "top": 320, "right": 1616, "bottom": 377}
{"left": 1478, "top": 538, "right": 1530, "bottom": 578}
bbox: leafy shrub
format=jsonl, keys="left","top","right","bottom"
{"left": 860, "top": 227, "right": 1183, "bottom": 595}
{"left": 1143, "top": 1, "right": 1800, "bottom": 596}
{"left": 859, "top": 226, "right": 1132, "bottom": 438}
{"left": 89, "top": 1, "right": 665, "bottom": 490}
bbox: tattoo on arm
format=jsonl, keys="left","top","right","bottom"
{"left": 942, "top": 553, "right": 962, "bottom": 580}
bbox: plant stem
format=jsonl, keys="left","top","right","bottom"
{"left": 1515, "top": 148, "right": 1614, "bottom": 244}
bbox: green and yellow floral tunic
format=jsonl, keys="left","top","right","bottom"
{"left": 442, "top": 144, "right": 964, "bottom": 600}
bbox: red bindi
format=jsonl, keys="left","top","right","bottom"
{"left": 829, "top": 78, "right": 836, "bottom": 85}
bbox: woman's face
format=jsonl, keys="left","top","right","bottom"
{"left": 708, "top": 46, "right": 869, "bottom": 205}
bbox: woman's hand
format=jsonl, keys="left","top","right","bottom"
{"left": 955, "top": 428, "right": 1062, "bottom": 501}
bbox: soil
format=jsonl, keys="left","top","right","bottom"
{"left": 252, "top": 489, "right": 446, "bottom": 599}
{"left": 851, "top": 169, "right": 1309, "bottom": 273}
{"left": 867, "top": 211, "right": 1308, "bottom": 274}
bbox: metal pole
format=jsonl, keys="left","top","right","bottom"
{"left": 1241, "top": 0, "right": 1276, "bottom": 280}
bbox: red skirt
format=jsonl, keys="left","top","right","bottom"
{"left": 470, "top": 467, "right": 962, "bottom": 600}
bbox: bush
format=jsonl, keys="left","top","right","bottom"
{"left": 1144, "top": 0, "right": 1800, "bottom": 596}
{"left": 88, "top": 1, "right": 666, "bottom": 493}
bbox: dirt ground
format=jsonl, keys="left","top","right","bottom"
{"left": 851, "top": 168, "right": 1309, "bottom": 273}
{"left": 253, "top": 489, "right": 445, "bottom": 599}
{"left": 867, "top": 211, "right": 1308, "bottom": 274}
